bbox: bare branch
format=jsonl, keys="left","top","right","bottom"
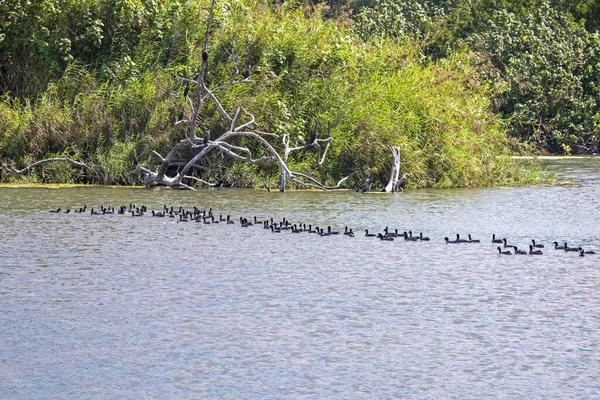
{"left": 254, "top": 130, "right": 280, "bottom": 138}
{"left": 141, "top": 0, "right": 337, "bottom": 191}
{"left": 327, "top": 172, "right": 357, "bottom": 189}
{"left": 184, "top": 175, "right": 217, "bottom": 186}
{"left": 142, "top": 167, "right": 195, "bottom": 190}
{"left": 152, "top": 151, "right": 165, "bottom": 162}
{"left": 154, "top": 140, "right": 190, "bottom": 182}
{"left": 214, "top": 141, "right": 253, "bottom": 158}
{"left": 3, "top": 157, "right": 91, "bottom": 176}
{"left": 203, "top": 0, "right": 216, "bottom": 52}
{"left": 289, "top": 172, "right": 327, "bottom": 189}
{"left": 383, "top": 145, "right": 401, "bottom": 192}
{"left": 317, "top": 141, "right": 331, "bottom": 166}
{"left": 215, "top": 146, "right": 252, "bottom": 162}
{"left": 201, "top": 80, "right": 250, "bottom": 104}
{"left": 234, "top": 108, "right": 256, "bottom": 132}
{"left": 173, "top": 145, "right": 213, "bottom": 183}
{"left": 230, "top": 107, "right": 241, "bottom": 132}
{"left": 202, "top": 81, "right": 232, "bottom": 122}
{"left": 178, "top": 77, "right": 197, "bottom": 85}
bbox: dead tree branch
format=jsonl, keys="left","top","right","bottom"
{"left": 279, "top": 123, "right": 333, "bottom": 191}
{"left": 3, "top": 157, "right": 91, "bottom": 176}
{"left": 184, "top": 176, "right": 217, "bottom": 187}
{"left": 142, "top": 0, "right": 340, "bottom": 191}
{"left": 382, "top": 145, "right": 408, "bottom": 192}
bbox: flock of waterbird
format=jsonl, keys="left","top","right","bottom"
{"left": 49, "top": 203, "right": 596, "bottom": 257}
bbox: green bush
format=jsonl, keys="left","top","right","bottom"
{"left": 431, "top": 0, "right": 600, "bottom": 153}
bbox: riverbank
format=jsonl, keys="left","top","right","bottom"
{"left": 0, "top": 1, "right": 542, "bottom": 190}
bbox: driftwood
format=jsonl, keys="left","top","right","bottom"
{"left": 140, "top": 0, "right": 344, "bottom": 191}
{"left": 2, "top": 1, "right": 394, "bottom": 192}
{"left": 382, "top": 145, "right": 408, "bottom": 192}
{"left": 383, "top": 146, "right": 400, "bottom": 192}
{"left": 2, "top": 157, "right": 91, "bottom": 176}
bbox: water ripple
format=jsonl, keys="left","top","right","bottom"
{"left": 1, "top": 159, "right": 600, "bottom": 399}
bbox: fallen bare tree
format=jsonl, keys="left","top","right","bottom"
{"left": 138, "top": 0, "right": 350, "bottom": 191}
{"left": 2, "top": 0, "right": 407, "bottom": 194}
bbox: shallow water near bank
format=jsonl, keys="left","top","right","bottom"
{"left": 1, "top": 158, "right": 599, "bottom": 399}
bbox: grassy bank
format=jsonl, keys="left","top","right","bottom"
{"left": 0, "top": 0, "right": 543, "bottom": 189}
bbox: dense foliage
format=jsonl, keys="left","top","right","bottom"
{"left": 352, "top": 0, "right": 600, "bottom": 154}
{"left": 0, "top": 0, "right": 544, "bottom": 187}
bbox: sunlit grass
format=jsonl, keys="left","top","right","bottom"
{"left": 0, "top": 0, "right": 544, "bottom": 189}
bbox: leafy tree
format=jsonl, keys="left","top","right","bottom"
{"left": 0, "top": 0, "right": 185, "bottom": 97}
{"left": 435, "top": 1, "right": 600, "bottom": 153}
{"left": 352, "top": 0, "right": 459, "bottom": 41}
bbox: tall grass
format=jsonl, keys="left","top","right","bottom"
{"left": 209, "top": 1, "right": 540, "bottom": 188}
{"left": 0, "top": 0, "right": 542, "bottom": 187}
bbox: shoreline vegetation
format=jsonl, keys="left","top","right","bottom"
{"left": 511, "top": 155, "right": 599, "bottom": 160}
{"left": 2, "top": 0, "right": 596, "bottom": 189}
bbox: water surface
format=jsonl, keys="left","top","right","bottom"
{"left": 1, "top": 158, "right": 599, "bottom": 399}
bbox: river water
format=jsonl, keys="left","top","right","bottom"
{"left": 1, "top": 158, "right": 599, "bottom": 399}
